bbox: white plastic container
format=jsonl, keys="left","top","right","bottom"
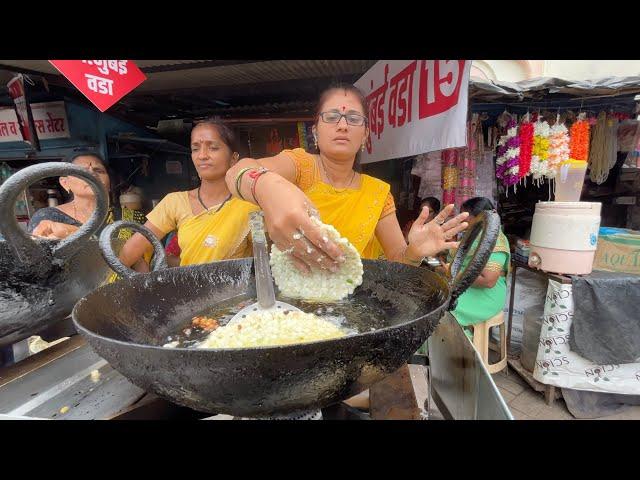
{"left": 555, "top": 160, "right": 587, "bottom": 202}
{"left": 528, "top": 201, "right": 602, "bottom": 275}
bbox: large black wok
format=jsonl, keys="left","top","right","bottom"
{"left": 72, "top": 211, "right": 500, "bottom": 417}
{"left": 0, "top": 163, "right": 110, "bottom": 347}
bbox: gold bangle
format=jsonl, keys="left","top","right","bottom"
{"left": 234, "top": 167, "right": 252, "bottom": 200}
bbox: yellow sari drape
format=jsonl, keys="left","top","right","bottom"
{"left": 305, "top": 175, "right": 389, "bottom": 259}
{"left": 177, "top": 198, "right": 259, "bottom": 266}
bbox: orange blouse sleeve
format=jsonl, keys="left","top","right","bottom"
{"left": 380, "top": 192, "right": 396, "bottom": 219}
{"left": 282, "top": 148, "right": 318, "bottom": 192}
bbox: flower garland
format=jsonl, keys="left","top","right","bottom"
{"left": 501, "top": 119, "right": 520, "bottom": 186}
{"left": 530, "top": 119, "right": 551, "bottom": 181}
{"left": 547, "top": 116, "right": 570, "bottom": 178}
{"left": 495, "top": 133, "right": 509, "bottom": 181}
{"left": 569, "top": 117, "right": 590, "bottom": 162}
{"left": 518, "top": 120, "right": 534, "bottom": 179}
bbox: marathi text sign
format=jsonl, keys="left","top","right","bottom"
{"left": 30, "top": 101, "right": 70, "bottom": 140}
{"left": 354, "top": 60, "right": 471, "bottom": 164}
{"left": 49, "top": 60, "right": 147, "bottom": 112}
{"left": 0, "top": 109, "right": 22, "bottom": 142}
{"left": 7, "top": 74, "right": 40, "bottom": 150}
{"left": 0, "top": 101, "right": 70, "bottom": 142}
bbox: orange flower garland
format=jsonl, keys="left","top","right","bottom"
{"left": 569, "top": 119, "right": 590, "bottom": 162}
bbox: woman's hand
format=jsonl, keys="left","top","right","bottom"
{"left": 406, "top": 204, "right": 469, "bottom": 261}
{"left": 255, "top": 173, "right": 346, "bottom": 273}
{"left": 31, "top": 220, "right": 79, "bottom": 240}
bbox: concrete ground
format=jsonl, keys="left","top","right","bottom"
{"left": 492, "top": 366, "right": 640, "bottom": 420}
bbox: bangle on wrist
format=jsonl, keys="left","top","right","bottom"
{"left": 248, "top": 167, "right": 271, "bottom": 207}
{"left": 234, "top": 167, "right": 253, "bottom": 200}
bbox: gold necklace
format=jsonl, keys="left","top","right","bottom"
{"left": 320, "top": 156, "right": 356, "bottom": 193}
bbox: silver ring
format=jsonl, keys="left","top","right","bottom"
{"left": 436, "top": 219, "right": 445, "bottom": 226}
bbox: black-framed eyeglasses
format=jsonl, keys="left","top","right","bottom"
{"left": 319, "top": 111, "right": 367, "bottom": 126}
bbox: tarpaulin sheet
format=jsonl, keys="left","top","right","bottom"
{"left": 570, "top": 271, "right": 640, "bottom": 364}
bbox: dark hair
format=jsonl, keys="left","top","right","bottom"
{"left": 60, "top": 150, "right": 111, "bottom": 203}
{"left": 314, "top": 82, "right": 369, "bottom": 123}
{"left": 461, "top": 197, "right": 495, "bottom": 216}
{"left": 64, "top": 150, "right": 107, "bottom": 167}
{"left": 192, "top": 117, "right": 240, "bottom": 154}
{"left": 313, "top": 83, "right": 369, "bottom": 172}
{"left": 420, "top": 196, "right": 441, "bottom": 214}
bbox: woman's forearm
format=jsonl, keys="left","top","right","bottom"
{"left": 226, "top": 153, "right": 299, "bottom": 207}
{"left": 226, "top": 158, "right": 263, "bottom": 203}
{"left": 472, "top": 270, "right": 499, "bottom": 288}
{"left": 118, "top": 232, "right": 153, "bottom": 268}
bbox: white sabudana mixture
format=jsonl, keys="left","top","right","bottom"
{"left": 196, "top": 310, "right": 346, "bottom": 349}
{"left": 270, "top": 218, "right": 363, "bottom": 302}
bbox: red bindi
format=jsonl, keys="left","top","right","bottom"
{"left": 341, "top": 106, "right": 346, "bottom": 111}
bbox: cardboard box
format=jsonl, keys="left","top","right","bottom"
{"left": 593, "top": 228, "right": 640, "bottom": 274}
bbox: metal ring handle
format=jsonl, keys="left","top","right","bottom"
{"left": 99, "top": 221, "right": 168, "bottom": 279}
{"left": 0, "top": 162, "right": 109, "bottom": 265}
{"left": 448, "top": 210, "right": 501, "bottom": 310}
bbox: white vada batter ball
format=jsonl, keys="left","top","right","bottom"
{"left": 270, "top": 217, "right": 363, "bottom": 302}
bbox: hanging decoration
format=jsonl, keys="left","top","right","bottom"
{"left": 606, "top": 113, "right": 619, "bottom": 169}
{"left": 518, "top": 118, "right": 534, "bottom": 179}
{"left": 441, "top": 148, "right": 459, "bottom": 206}
{"left": 530, "top": 119, "right": 551, "bottom": 182}
{"left": 589, "top": 111, "right": 620, "bottom": 184}
{"left": 495, "top": 118, "right": 520, "bottom": 187}
{"left": 569, "top": 116, "right": 590, "bottom": 162}
{"left": 547, "top": 115, "right": 570, "bottom": 178}
{"left": 457, "top": 116, "right": 481, "bottom": 208}
{"left": 495, "top": 133, "right": 509, "bottom": 182}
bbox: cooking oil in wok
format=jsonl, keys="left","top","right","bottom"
{"left": 162, "top": 288, "right": 410, "bottom": 349}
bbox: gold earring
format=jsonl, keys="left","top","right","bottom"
{"left": 314, "top": 136, "right": 318, "bottom": 150}
{"left": 361, "top": 142, "right": 366, "bottom": 152}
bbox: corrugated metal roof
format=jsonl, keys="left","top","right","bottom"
{"left": 134, "top": 60, "right": 375, "bottom": 92}
{"left": 0, "top": 60, "right": 376, "bottom": 126}
{"left": 0, "top": 59, "right": 211, "bottom": 74}
{"left": 0, "top": 60, "right": 59, "bottom": 74}
{"left": 133, "top": 60, "right": 209, "bottom": 68}
{"left": 198, "top": 100, "right": 316, "bottom": 116}
{"left": 0, "top": 59, "right": 374, "bottom": 92}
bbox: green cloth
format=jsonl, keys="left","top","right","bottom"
{"left": 450, "top": 229, "right": 510, "bottom": 327}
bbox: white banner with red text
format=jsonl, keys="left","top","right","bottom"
{"left": 354, "top": 60, "right": 471, "bottom": 164}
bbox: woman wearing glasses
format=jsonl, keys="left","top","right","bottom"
{"left": 225, "top": 83, "right": 468, "bottom": 272}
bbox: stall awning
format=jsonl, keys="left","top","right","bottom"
{"left": 469, "top": 76, "right": 640, "bottom": 102}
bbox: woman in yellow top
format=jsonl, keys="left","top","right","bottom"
{"left": 118, "top": 119, "right": 258, "bottom": 269}
{"left": 225, "top": 84, "right": 469, "bottom": 272}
